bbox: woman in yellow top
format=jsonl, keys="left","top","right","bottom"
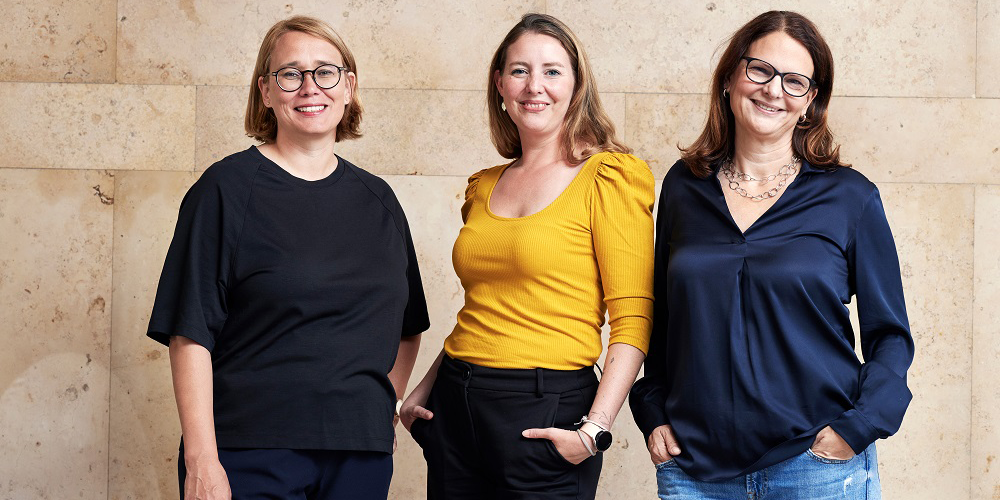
{"left": 399, "top": 13, "right": 654, "bottom": 499}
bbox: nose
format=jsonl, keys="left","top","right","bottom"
{"left": 762, "top": 76, "right": 783, "bottom": 98}
{"left": 298, "top": 72, "right": 321, "bottom": 95}
{"left": 525, "top": 73, "right": 543, "bottom": 94}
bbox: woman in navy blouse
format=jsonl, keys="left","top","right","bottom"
{"left": 629, "top": 11, "right": 913, "bottom": 499}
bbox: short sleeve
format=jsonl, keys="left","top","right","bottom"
{"left": 461, "top": 169, "right": 488, "bottom": 223}
{"left": 591, "top": 153, "right": 656, "bottom": 353}
{"left": 398, "top": 208, "right": 431, "bottom": 337}
{"left": 146, "top": 173, "right": 237, "bottom": 350}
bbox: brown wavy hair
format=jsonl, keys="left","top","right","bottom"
{"left": 486, "top": 13, "right": 629, "bottom": 162}
{"left": 681, "top": 10, "right": 848, "bottom": 177}
{"left": 245, "top": 16, "right": 363, "bottom": 143}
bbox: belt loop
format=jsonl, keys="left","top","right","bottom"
{"left": 535, "top": 368, "right": 544, "bottom": 398}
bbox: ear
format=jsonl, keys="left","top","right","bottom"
{"left": 804, "top": 88, "right": 818, "bottom": 114}
{"left": 344, "top": 71, "right": 356, "bottom": 106}
{"left": 493, "top": 69, "right": 503, "bottom": 94}
{"left": 258, "top": 75, "right": 271, "bottom": 108}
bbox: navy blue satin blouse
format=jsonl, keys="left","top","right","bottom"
{"left": 629, "top": 159, "right": 914, "bottom": 482}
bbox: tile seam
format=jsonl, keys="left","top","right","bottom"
{"left": 106, "top": 168, "right": 117, "bottom": 500}
{"left": 969, "top": 183, "right": 978, "bottom": 497}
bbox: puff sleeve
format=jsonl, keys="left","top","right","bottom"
{"left": 591, "top": 153, "right": 656, "bottom": 353}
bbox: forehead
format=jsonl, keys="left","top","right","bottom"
{"left": 505, "top": 32, "right": 572, "bottom": 65}
{"left": 745, "top": 31, "right": 814, "bottom": 76}
{"left": 270, "top": 31, "right": 344, "bottom": 66}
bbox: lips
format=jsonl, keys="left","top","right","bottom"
{"left": 295, "top": 105, "right": 327, "bottom": 113}
{"left": 520, "top": 101, "right": 549, "bottom": 111}
{"left": 751, "top": 99, "right": 783, "bottom": 113}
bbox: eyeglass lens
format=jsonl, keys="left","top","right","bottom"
{"left": 275, "top": 65, "right": 342, "bottom": 92}
{"left": 745, "top": 59, "right": 811, "bottom": 97}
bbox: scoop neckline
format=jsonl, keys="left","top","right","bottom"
{"left": 484, "top": 153, "right": 601, "bottom": 221}
{"left": 250, "top": 145, "right": 346, "bottom": 188}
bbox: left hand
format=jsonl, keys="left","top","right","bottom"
{"left": 522, "top": 427, "right": 592, "bottom": 465}
{"left": 810, "top": 426, "right": 855, "bottom": 460}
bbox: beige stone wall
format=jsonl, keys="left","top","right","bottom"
{"left": 1, "top": 1, "right": 996, "bottom": 498}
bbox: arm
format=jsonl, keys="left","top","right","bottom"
{"left": 826, "top": 187, "right": 914, "bottom": 455}
{"left": 170, "top": 336, "right": 230, "bottom": 500}
{"left": 399, "top": 349, "right": 445, "bottom": 431}
{"left": 388, "top": 334, "right": 422, "bottom": 402}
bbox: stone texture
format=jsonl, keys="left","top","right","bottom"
{"left": 624, "top": 93, "right": 709, "bottom": 178}
{"left": 550, "top": 1, "right": 977, "bottom": 97}
{"left": 0, "top": 169, "right": 114, "bottom": 499}
{"left": 108, "top": 171, "right": 199, "bottom": 500}
{"left": 979, "top": 1, "right": 1000, "bottom": 97}
{"left": 0, "top": 0, "right": 116, "bottom": 83}
{"left": 973, "top": 185, "right": 1000, "bottom": 500}
{"left": 0, "top": 83, "right": 195, "bottom": 170}
{"left": 117, "top": 0, "right": 543, "bottom": 88}
{"left": 830, "top": 97, "right": 1000, "bottom": 185}
{"left": 875, "top": 183, "right": 975, "bottom": 500}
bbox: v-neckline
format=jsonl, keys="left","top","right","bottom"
{"left": 714, "top": 167, "right": 802, "bottom": 236}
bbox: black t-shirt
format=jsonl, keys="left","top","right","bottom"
{"left": 148, "top": 146, "right": 430, "bottom": 452}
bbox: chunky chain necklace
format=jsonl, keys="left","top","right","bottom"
{"left": 721, "top": 156, "right": 799, "bottom": 202}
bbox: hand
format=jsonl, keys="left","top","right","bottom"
{"left": 399, "top": 397, "right": 433, "bottom": 432}
{"left": 521, "top": 427, "right": 591, "bottom": 465}
{"left": 647, "top": 424, "right": 682, "bottom": 464}
{"left": 810, "top": 426, "right": 855, "bottom": 460}
{"left": 183, "top": 456, "right": 231, "bottom": 500}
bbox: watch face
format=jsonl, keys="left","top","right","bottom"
{"left": 595, "top": 430, "right": 613, "bottom": 451}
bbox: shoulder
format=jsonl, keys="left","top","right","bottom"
{"left": 811, "top": 165, "right": 878, "bottom": 205}
{"left": 341, "top": 157, "right": 394, "bottom": 197}
{"left": 184, "top": 147, "right": 263, "bottom": 206}
{"left": 592, "top": 152, "right": 654, "bottom": 187}
{"left": 465, "top": 163, "right": 505, "bottom": 200}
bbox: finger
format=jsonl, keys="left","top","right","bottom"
{"left": 663, "top": 430, "right": 682, "bottom": 456}
{"left": 522, "top": 428, "right": 553, "bottom": 440}
{"left": 413, "top": 406, "right": 434, "bottom": 420}
{"left": 648, "top": 434, "right": 667, "bottom": 462}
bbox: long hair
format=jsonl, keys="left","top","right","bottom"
{"left": 245, "top": 16, "right": 363, "bottom": 143}
{"left": 681, "top": 10, "right": 848, "bottom": 177}
{"left": 486, "top": 13, "right": 629, "bottom": 162}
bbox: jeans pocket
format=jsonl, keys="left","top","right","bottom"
{"left": 410, "top": 418, "right": 430, "bottom": 448}
{"left": 805, "top": 447, "right": 854, "bottom": 464}
{"left": 654, "top": 459, "right": 677, "bottom": 470}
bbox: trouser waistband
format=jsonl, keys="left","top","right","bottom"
{"left": 440, "top": 355, "right": 598, "bottom": 396}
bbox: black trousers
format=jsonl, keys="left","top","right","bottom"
{"left": 411, "top": 355, "right": 603, "bottom": 499}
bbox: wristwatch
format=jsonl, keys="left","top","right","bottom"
{"left": 577, "top": 418, "right": 613, "bottom": 452}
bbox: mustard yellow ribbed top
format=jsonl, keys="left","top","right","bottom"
{"left": 444, "top": 152, "right": 655, "bottom": 369}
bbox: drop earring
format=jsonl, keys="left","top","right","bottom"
{"left": 501, "top": 101, "right": 507, "bottom": 112}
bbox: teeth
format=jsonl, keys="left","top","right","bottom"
{"left": 754, "top": 101, "right": 779, "bottom": 112}
{"left": 296, "top": 105, "right": 325, "bottom": 112}
{"left": 522, "top": 102, "right": 546, "bottom": 110}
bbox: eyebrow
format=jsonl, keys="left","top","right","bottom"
{"left": 274, "top": 59, "right": 339, "bottom": 68}
{"left": 507, "top": 60, "right": 567, "bottom": 68}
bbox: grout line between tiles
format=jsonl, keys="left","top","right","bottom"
{"left": 106, "top": 169, "right": 117, "bottom": 500}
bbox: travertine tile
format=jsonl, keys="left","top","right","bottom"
{"left": 979, "top": 1, "right": 1000, "bottom": 97}
{"left": 109, "top": 171, "right": 200, "bottom": 500}
{"left": 874, "top": 183, "right": 974, "bottom": 500}
{"left": 1, "top": 0, "right": 117, "bottom": 83}
{"left": 0, "top": 169, "right": 113, "bottom": 499}
{"left": 603, "top": 92, "right": 626, "bottom": 140}
{"left": 624, "top": 93, "right": 709, "bottom": 178}
{"left": 972, "top": 185, "right": 1000, "bottom": 499}
{"left": 830, "top": 97, "right": 1000, "bottom": 185}
{"left": 118, "top": 0, "right": 543, "bottom": 87}
{"left": 550, "top": 1, "right": 976, "bottom": 97}
{"left": 0, "top": 83, "right": 195, "bottom": 170}
{"left": 197, "top": 87, "right": 506, "bottom": 176}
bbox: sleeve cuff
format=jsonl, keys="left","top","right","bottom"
{"left": 828, "top": 408, "right": 880, "bottom": 455}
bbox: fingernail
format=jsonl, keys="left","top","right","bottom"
{"left": 521, "top": 430, "right": 529, "bottom": 437}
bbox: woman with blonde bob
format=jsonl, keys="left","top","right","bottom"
{"left": 400, "top": 12, "right": 654, "bottom": 499}
{"left": 147, "top": 16, "right": 429, "bottom": 500}
{"left": 630, "top": 11, "right": 913, "bottom": 499}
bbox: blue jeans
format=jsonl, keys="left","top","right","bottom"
{"left": 656, "top": 443, "right": 880, "bottom": 499}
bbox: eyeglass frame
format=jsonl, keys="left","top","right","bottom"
{"left": 740, "top": 56, "right": 816, "bottom": 98}
{"left": 269, "top": 64, "right": 349, "bottom": 92}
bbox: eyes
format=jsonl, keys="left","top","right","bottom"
{"left": 509, "top": 67, "right": 564, "bottom": 77}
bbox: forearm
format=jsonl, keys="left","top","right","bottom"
{"left": 388, "top": 334, "right": 422, "bottom": 399}
{"left": 587, "top": 342, "right": 646, "bottom": 430}
{"left": 169, "top": 336, "right": 219, "bottom": 462}
{"left": 407, "top": 349, "right": 444, "bottom": 402}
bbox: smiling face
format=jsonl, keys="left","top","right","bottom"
{"left": 727, "top": 31, "right": 817, "bottom": 146}
{"left": 257, "top": 31, "right": 355, "bottom": 142}
{"left": 493, "top": 32, "right": 576, "bottom": 146}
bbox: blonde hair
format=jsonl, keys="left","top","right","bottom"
{"left": 486, "top": 13, "right": 629, "bottom": 162}
{"left": 245, "top": 16, "right": 363, "bottom": 143}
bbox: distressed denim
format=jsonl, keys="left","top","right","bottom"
{"left": 655, "top": 443, "right": 880, "bottom": 499}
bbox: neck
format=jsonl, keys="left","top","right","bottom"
{"left": 265, "top": 132, "right": 339, "bottom": 180}
{"left": 732, "top": 134, "right": 795, "bottom": 178}
{"left": 517, "top": 131, "right": 571, "bottom": 170}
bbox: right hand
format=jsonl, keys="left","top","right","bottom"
{"left": 647, "top": 424, "right": 682, "bottom": 464}
{"left": 399, "top": 395, "right": 434, "bottom": 432}
{"left": 183, "top": 456, "right": 231, "bottom": 500}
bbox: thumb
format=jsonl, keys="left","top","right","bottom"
{"left": 522, "top": 428, "right": 553, "bottom": 440}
